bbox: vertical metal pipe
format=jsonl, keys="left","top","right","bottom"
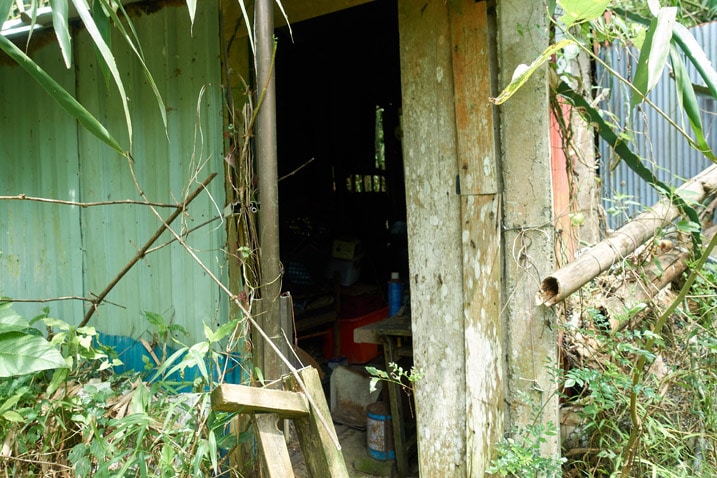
{"left": 254, "top": 0, "right": 284, "bottom": 380}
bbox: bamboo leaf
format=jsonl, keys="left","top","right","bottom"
{"left": 186, "top": 0, "right": 196, "bottom": 32}
{"left": 274, "top": 0, "right": 292, "bottom": 40}
{"left": 71, "top": 0, "right": 133, "bottom": 148}
{"left": 631, "top": 7, "right": 677, "bottom": 108}
{"left": 669, "top": 45, "right": 716, "bottom": 162}
{"left": 0, "top": 34, "right": 125, "bottom": 153}
{"left": 50, "top": 0, "right": 73, "bottom": 68}
{"left": 557, "top": 0, "right": 610, "bottom": 27}
{"left": 556, "top": 80, "right": 702, "bottom": 250}
{"left": 92, "top": 0, "right": 112, "bottom": 88}
{"left": 0, "top": 0, "right": 12, "bottom": 24}
{"left": 102, "top": 0, "right": 168, "bottom": 134}
{"left": 490, "top": 39, "right": 574, "bottom": 105}
{"left": 236, "top": 0, "right": 255, "bottom": 55}
{"left": 672, "top": 23, "right": 717, "bottom": 99}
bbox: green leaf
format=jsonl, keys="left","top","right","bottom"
{"left": 130, "top": 382, "right": 150, "bottom": 415}
{"left": 92, "top": 0, "right": 112, "bottom": 89}
{"left": 186, "top": 0, "right": 197, "bottom": 31}
{"left": 0, "top": 35, "right": 125, "bottom": 153}
{"left": 2, "top": 410, "right": 25, "bottom": 423}
{"left": 0, "top": 331, "right": 68, "bottom": 377}
{"left": 71, "top": 0, "right": 133, "bottom": 148}
{"left": 209, "top": 319, "right": 240, "bottom": 343}
{"left": 558, "top": 0, "right": 610, "bottom": 27}
{"left": 50, "top": 0, "right": 73, "bottom": 68}
{"left": 208, "top": 429, "right": 218, "bottom": 473}
{"left": 631, "top": 7, "right": 677, "bottom": 108}
{"left": 491, "top": 39, "right": 575, "bottom": 105}
{"left": 672, "top": 23, "right": 717, "bottom": 100}
{"left": 0, "top": 0, "right": 12, "bottom": 25}
{"left": 100, "top": 0, "right": 168, "bottom": 135}
{"left": 0, "top": 308, "right": 30, "bottom": 333}
{"left": 669, "top": 45, "right": 716, "bottom": 162}
{"left": 46, "top": 367, "right": 69, "bottom": 396}
{"left": 555, "top": 80, "right": 703, "bottom": 253}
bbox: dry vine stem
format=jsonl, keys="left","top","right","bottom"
{"left": 537, "top": 164, "right": 717, "bottom": 306}
{"left": 126, "top": 161, "right": 342, "bottom": 450}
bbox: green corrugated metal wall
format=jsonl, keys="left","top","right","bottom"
{"left": 1, "top": 2, "right": 228, "bottom": 346}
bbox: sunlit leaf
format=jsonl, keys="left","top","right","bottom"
{"left": 71, "top": 0, "right": 133, "bottom": 148}
{"left": 0, "top": 331, "right": 68, "bottom": 377}
{"left": 236, "top": 0, "right": 255, "bottom": 55}
{"left": 490, "top": 39, "right": 574, "bottom": 105}
{"left": 50, "top": 0, "right": 72, "bottom": 68}
{"left": 558, "top": 0, "right": 610, "bottom": 27}
{"left": 631, "top": 7, "right": 676, "bottom": 108}
{"left": 669, "top": 45, "right": 716, "bottom": 162}
{"left": 0, "top": 34, "right": 125, "bottom": 153}
{"left": 186, "top": 0, "right": 196, "bottom": 32}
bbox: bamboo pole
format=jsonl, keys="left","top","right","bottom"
{"left": 537, "top": 165, "right": 717, "bottom": 306}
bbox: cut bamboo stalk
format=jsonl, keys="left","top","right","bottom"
{"left": 537, "top": 165, "right": 717, "bottom": 306}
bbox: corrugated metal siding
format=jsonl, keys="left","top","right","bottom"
{"left": 0, "top": 40, "right": 85, "bottom": 323}
{"left": 597, "top": 21, "right": 717, "bottom": 228}
{"left": 75, "top": 2, "right": 227, "bottom": 344}
{"left": 1, "top": 3, "right": 230, "bottom": 351}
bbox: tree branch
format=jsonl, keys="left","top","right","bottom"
{"left": 78, "top": 173, "right": 217, "bottom": 327}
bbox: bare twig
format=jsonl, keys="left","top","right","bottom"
{"left": 0, "top": 194, "right": 178, "bottom": 208}
{"left": 126, "top": 162, "right": 342, "bottom": 450}
{"left": 278, "top": 157, "right": 315, "bottom": 182}
{"left": 78, "top": 173, "right": 218, "bottom": 327}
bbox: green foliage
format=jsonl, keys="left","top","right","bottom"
{"left": 365, "top": 361, "right": 422, "bottom": 395}
{"left": 0, "top": 302, "right": 67, "bottom": 377}
{"left": 558, "top": 273, "right": 717, "bottom": 476}
{"left": 0, "top": 307, "right": 244, "bottom": 476}
{"left": 487, "top": 393, "right": 566, "bottom": 477}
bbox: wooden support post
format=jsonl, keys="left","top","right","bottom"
{"left": 253, "top": 413, "right": 295, "bottom": 478}
{"left": 211, "top": 367, "right": 348, "bottom": 477}
{"left": 284, "top": 367, "right": 349, "bottom": 478}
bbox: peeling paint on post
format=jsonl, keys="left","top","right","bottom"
{"left": 497, "top": 0, "right": 560, "bottom": 459}
{"left": 449, "top": 1, "right": 503, "bottom": 475}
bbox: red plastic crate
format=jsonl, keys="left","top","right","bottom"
{"left": 339, "top": 306, "right": 388, "bottom": 363}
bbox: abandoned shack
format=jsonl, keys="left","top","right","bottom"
{"left": 0, "top": 1, "right": 560, "bottom": 475}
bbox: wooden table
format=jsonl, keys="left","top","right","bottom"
{"left": 354, "top": 313, "right": 414, "bottom": 477}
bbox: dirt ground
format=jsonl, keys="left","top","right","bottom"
{"left": 288, "top": 422, "right": 418, "bottom": 477}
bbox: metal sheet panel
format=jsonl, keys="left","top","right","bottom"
{"left": 1, "top": 2, "right": 229, "bottom": 350}
{"left": 0, "top": 40, "right": 85, "bottom": 323}
{"left": 597, "top": 21, "right": 717, "bottom": 228}
{"left": 75, "top": 2, "right": 227, "bottom": 344}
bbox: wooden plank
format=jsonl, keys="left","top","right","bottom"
{"left": 397, "top": 1, "right": 468, "bottom": 475}
{"left": 211, "top": 384, "right": 309, "bottom": 417}
{"left": 450, "top": 0, "right": 497, "bottom": 195}
{"left": 448, "top": 1, "right": 504, "bottom": 475}
{"left": 253, "top": 413, "right": 295, "bottom": 478}
{"left": 284, "top": 368, "right": 349, "bottom": 478}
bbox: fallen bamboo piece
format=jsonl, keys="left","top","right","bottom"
{"left": 537, "top": 165, "right": 717, "bottom": 306}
